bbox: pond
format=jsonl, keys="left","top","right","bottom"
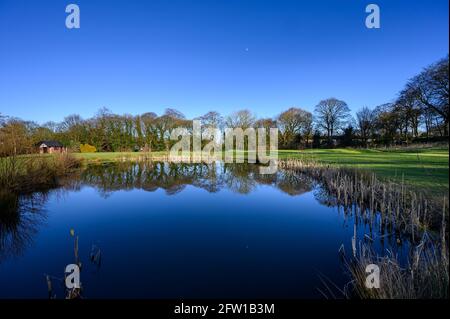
{"left": 0, "top": 162, "right": 410, "bottom": 299}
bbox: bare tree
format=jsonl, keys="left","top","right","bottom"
{"left": 314, "top": 98, "right": 351, "bottom": 145}
{"left": 156, "top": 108, "right": 191, "bottom": 151}
{"left": 43, "top": 121, "right": 58, "bottom": 133}
{"left": 164, "top": 108, "right": 186, "bottom": 120}
{"left": 199, "top": 111, "right": 223, "bottom": 129}
{"left": 59, "top": 114, "right": 85, "bottom": 146}
{"left": 405, "top": 55, "right": 449, "bottom": 135}
{"left": 372, "top": 103, "right": 400, "bottom": 145}
{"left": 255, "top": 118, "right": 277, "bottom": 130}
{"left": 0, "top": 118, "right": 32, "bottom": 156}
{"left": 60, "top": 114, "right": 83, "bottom": 131}
{"left": 396, "top": 89, "right": 423, "bottom": 139}
{"left": 356, "top": 107, "right": 375, "bottom": 147}
{"left": 225, "top": 110, "right": 256, "bottom": 129}
{"left": 277, "top": 107, "right": 312, "bottom": 148}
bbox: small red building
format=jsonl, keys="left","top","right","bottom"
{"left": 36, "top": 140, "right": 66, "bottom": 154}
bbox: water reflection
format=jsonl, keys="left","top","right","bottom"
{"left": 77, "top": 162, "right": 314, "bottom": 197}
{"left": 0, "top": 162, "right": 315, "bottom": 261}
{"left": 0, "top": 192, "right": 48, "bottom": 261}
{"left": 0, "top": 161, "right": 412, "bottom": 298}
{"left": 75, "top": 161, "right": 406, "bottom": 250}
{"left": 0, "top": 161, "right": 409, "bottom": 262}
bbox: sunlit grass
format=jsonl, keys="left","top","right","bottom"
{"left": 276, "top": 148, "right": 448, "bottom": 195}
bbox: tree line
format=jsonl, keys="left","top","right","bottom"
{"left": 0, "top": 55, "right": 448, "bottom": 156}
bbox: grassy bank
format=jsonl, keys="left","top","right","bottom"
{"left": 0, "top": 154, "right": 81, "bottom": 194}
{"left": 280, "top": 158, "right": 448, "bottom": 299}
{"left": 72, "top": 151, "right": 168, "bottom": 162}
{"left": 278, "top": 148, "right": 449, "bottom": 195}
{"left": 72, "top": 147, "right": 449, "bottom": 195}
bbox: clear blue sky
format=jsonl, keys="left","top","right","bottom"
{"left": 0, "top": 0, "right": 448, "bottom": 124}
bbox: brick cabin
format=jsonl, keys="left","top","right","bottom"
{"left": 36, "top": 140, "right": 67, "bottom": 154}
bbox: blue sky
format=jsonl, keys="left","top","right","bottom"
{"left": 0, "top": 0, "right": 448, "bottom": 124}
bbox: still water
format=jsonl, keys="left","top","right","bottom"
{"left": 0, "top": 162, "right": 408, "bottom": 298}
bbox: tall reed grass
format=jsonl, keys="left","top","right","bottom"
{"left": 279, "top": 158, "right": 448, "bottom": 299}
{"left": 280, "top": 158, "right": 446, "bottom": 232}
{"left": 0, "top": 154, "right": 80, "bottom": 195}
{"left": 348, "top": 235, "right": 448, "bottom": 299}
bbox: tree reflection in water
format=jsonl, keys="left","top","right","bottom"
{"left": 77, "top": 161, "right": 315, "bottom": 197}
{"left": 0, "top": 192, "right": 48, "bottom": 261}
{"left": 0, "top": 160, "right": 412, "bottom": 269}
{"left": 0, "top": 161, "right": 317, "bottom": 262}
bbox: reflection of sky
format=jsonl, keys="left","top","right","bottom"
{"left": 0, "top": 181, "right": 410, "bottom": 298}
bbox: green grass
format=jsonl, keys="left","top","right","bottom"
{"left": 69, "top": 147, "right": 449, "bottom": 195}
{"left": 72, "top": 151, "right": 168, "bottom": 162}
{"left": 278, "top": 147, "right": 449, "bottom": 195}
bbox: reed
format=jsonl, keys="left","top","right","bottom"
{"left": 0, "top": 154, "right": 81, "bottom": 195}
{"left": 279, "top": 158, "right": 446, "bottom": 233}
{"left": 279, "top": 158, "right": 449, "bottom": 299}
{"left": 347, "top": 231, "right": 448, "bottom": 299}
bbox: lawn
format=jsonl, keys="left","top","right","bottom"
{"left": 278, "top": 147, "right": 449, "bottom": 195}
{"left": 72, "top": 147, "right": 449, "bottom": 195}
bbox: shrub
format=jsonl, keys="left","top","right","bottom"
{"left": 79, "top": 144, "right": 97, "bottom": 153}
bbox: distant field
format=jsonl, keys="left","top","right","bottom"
{"left": 73, "top": 147, "right": 449, "bottom": 195}
{"left": 72, "top": 151, "right": 167, "bottom": 162}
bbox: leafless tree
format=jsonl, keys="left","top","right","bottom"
{"left": 396, "top": 89, "right": 423, "bottom": 139}
{"left": 356, "top": 107, "right": 375, "bottom": 147}
{"left": 199, "top": 111, "right": 224, "bottom": 129}
{"left": 156, "top": 108, "right": 190, "bottom": 151}
{"left": 225, "top": 109, "right": 256, "bottom": 129}
{"left": 314, "top": 98, "right": 351, "bottom": 144}
{"left": 277, "top": 107, "right": 312, "bottom": 148}
{"left": 405, "top": 55, "right": 449, "bottom": 135}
